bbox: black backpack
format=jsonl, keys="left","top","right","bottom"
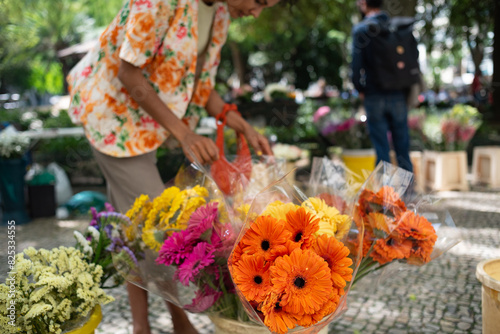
{"left": 366, "top": 16, "right": 420, "bottom": 91}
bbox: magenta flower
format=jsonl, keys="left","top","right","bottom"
{"left": 157, "top": 230, "right": 194, "bottom": 266}
{"left": 184, "top": 287, "right": 222, "bottom": 312}
{"left": 187, "top": 202, "right": 219, "bottom": 241}
{"left": 176, "top": 242, "right": 215, "bottom": 286}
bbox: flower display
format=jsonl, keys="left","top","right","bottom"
{"left": 155, "top": 202, "right": 239, "bottom": 313}
{"left": 0, "top": 247, "right": 113, "bottom": 334}
{"left": 313, "top": 106, "right": 372, "bottom": 150}
{"left": 74, "top": 203, "right": 132, "bottom": 288}
{"left": 349, "top": 162, "right": 461, "bottom": 285}
{"left": 229, "top": 200, "right": 355, "bottom": 334}
{"left": 272, "top": 143, "right": 304, "bottom": 162}
{"left": 0, "top": 129, "right": 31, "bottom": 159}
{"left": 421, "top": 104, "right": 482, "bottom": 151}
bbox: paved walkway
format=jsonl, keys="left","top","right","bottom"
{"left": 1, "top": 189, "right": 499, "bottom": 334}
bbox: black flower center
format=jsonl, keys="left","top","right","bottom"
{"left": 411, "top": 228, "right": 418, "bottom": 232}
{"left": 261, "top": 240, "right": 270, "bottom": 251}
{"left": 254, "top": 275, "right": 263, "bottom": 284}
{"left": 386, "top": 238, "right": 394, "bottom": 246}
{"left": 274, "top": 302, "right": 282, "bottom": 311}
{"left": 294, "top": 276, "right": 306, "bottom": 288}
{"left": 294, "top": 232, "right": 303, "bottom": 242}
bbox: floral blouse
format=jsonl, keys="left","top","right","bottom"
{"left": 67, "top": 0, "right": 230, "bottom": 157}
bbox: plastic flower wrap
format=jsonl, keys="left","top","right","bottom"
{"left": 110, "top": 163, "right": 280, "bottom": 317}
{"left": 349, "top": 161, "right": 462, "bottom": 285}
{"left": 227, "top": 160, "right": 363, "bottom": 334}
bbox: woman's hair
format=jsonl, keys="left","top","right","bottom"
{"left": 366, "top": 0, "right": 383, "bottom": 8}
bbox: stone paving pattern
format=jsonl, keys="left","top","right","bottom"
{"left": 1, "top": 190, "right": 499, "bottom": 334}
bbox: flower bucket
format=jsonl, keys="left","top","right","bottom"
{"left": 65, "top": 305, "right": 102, "bottom": 334}
{"left": 209, "top": 315, "right": 329, "bottom": 334}
{"left": 341, "top": 149, "right": 376, "bottom": 188}
{"left": 0, "top": 157, "right": 30, "bottom": 224}
{"left": 476, "top": 258, "right": 500, "bottom": 334}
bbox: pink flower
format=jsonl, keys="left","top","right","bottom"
{"left": 313, "top": 106, "right": 331, "bottom": 123}
{"left": 184, "top": 287, "right": 222, "bottom": 312}
{"left": 187, "top": 202, "right": 219, "bottom": 240}
{"left": 176, "top": 242, "right": 215, "bottom": 286}
{"left": 176, "top": 26, "right": 187, "bottom": 39}
{"left": 157, "top": 230, "right": 194, "bottom": 266}
{"left": 457, "top": 125, "right": 476, "bottom": 142}
{"left": 81, "top": 66, "right": 92, "bottom": 78}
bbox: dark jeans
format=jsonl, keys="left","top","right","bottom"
{"left": 364, "top": 92, "right": 413, "bottom": 173}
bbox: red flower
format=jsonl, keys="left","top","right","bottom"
{"left": 104, "top": 133, "right": 116, "bottom": 145}
{"left": 176, "top": 26, "right": 187, "bottom": 39}
{"left": 81, "top": 66, "right": 92, "bottom": 78}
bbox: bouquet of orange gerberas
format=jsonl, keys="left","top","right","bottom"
{"left": 227, "top": 165, "right": 362, "bottom": 334}
{"left": 349, "top": 162, "right": 461, "bottom": 285}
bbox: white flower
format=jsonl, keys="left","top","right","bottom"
{"left": 272, "top": 143, "right": 303, "bottom": 162}
{"left": 87, "top": 226, "right": 100, "bottom": 240}
{"left": 73, "top": 231, "right": 93, "bottom": 256}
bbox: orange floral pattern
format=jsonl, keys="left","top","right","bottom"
{"left": 67, "top": 0, "right": 230, "bottom": 157}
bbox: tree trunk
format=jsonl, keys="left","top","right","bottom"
{"left": 384, "top": 0, "right": 417, "bottom": 17}
{"left": 493, "top": 0, "right": 500, "bottom": 117}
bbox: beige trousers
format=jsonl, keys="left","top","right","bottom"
{"left": 92, "top": 147, "right": 164, "bottom": 213}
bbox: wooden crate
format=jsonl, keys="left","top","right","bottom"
{"left": 422, "top": 150, "right": 469, "bottom": 191}
{"left": 472, "top": 146, "right": 500, "bottom": 188}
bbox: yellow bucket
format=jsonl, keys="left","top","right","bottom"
{"left": 66, "top": 305, "right": 102, "bottom": 334}
{"left": 476, "top": 258, "right": 500, "bottom": 334}
{"left": 341, "top": 149, "right": 376, "bottom": 189}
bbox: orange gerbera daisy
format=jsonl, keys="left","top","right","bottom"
{"left": 240, "top": 215, "right": 290, "bottom": 261}
{"left": 284, "top": 207, "right": 320, "bottom": 250}
{"left": 312, "top": 234, "right": 353, "bottom": 289}
{"left": 371, "top": 237, "right": 413, "bottom": 265}
{"left": 357, "top": 186, "right": 407, "bottom": 219}
{"left": 396, "top": 211, "right": 438, "bottom": 242}
{"left": 366, "top": 212, "right": 396, "bottom": 236}
{"left": 230, "top": 241, "right": 245, "bottom": 265}
{"left": 407, "top": 239, "right": 436, "bottom": 264}
{"left": 261, "top": 293, "right": 296, "bottom": 334}
{"left": 270, "top": 248, "right": 332, "bottom": 315}
{"left": 232, "top": 254, "right": 271, "bottom": 303}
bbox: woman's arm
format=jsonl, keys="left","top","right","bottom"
{"left": 118, "top": 60, "right": 219, "bottom": 164}
{"left": 205, "top": 90, "right": 273, "bottom": 156}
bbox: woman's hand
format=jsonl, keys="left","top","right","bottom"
{"left": 180, "top": 132, "right": 219, "bottom": 165}
{"left": 242, "top": 124, "right": 273, "bottom": 156}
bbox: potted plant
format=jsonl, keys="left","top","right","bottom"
{"left": 0, "top": 129, "right": 31, "bottom": 224}
{"left": 314, "top": 105, "right": 374, "bottom": 186}
{"left": 421, "top": 104, "right": 482, "bottom": 191}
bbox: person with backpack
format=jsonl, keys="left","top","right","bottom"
{"left": 351, "top": 0, "right": 419, "bottom": 172}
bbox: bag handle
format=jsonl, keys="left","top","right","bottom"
{"left": 215, "top": 104, "right": 248, "bottom": 154}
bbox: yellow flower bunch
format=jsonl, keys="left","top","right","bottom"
{"left": 141, "top": 185, "right": 209, "bottom": 251}
{"left": 262, "top": 198, "right": 351, "bottom": 240}
{"left": 125, "top": 194, "right": 152, "bottom": 242}
{"left": 0, "top": 247, "right": 113, "bottom": 334}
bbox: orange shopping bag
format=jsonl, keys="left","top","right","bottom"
{"left": 211, "top": 104, "right": 252, "bottom": 195}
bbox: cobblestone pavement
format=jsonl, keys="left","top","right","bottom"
{"left": 1, "top": 190, "right": 499, "bottom": 334}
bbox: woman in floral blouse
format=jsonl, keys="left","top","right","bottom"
{"left": 67, "top": 0, "right": 293, "bottom": 333}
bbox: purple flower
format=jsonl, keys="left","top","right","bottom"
{"left": 157, "top": 230, "right": 194, "bottom": 266}
{"left": 104, "top": 202, "right": 115, "bottom": 212}
{"left": 175, "top": 242, "right": 215, "bottom": 286}
{"left": 104, "top": 224, "right": 113, "bottom": 239}
{"left": 184, "top": 287, "right": 222, "bottom": 312}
